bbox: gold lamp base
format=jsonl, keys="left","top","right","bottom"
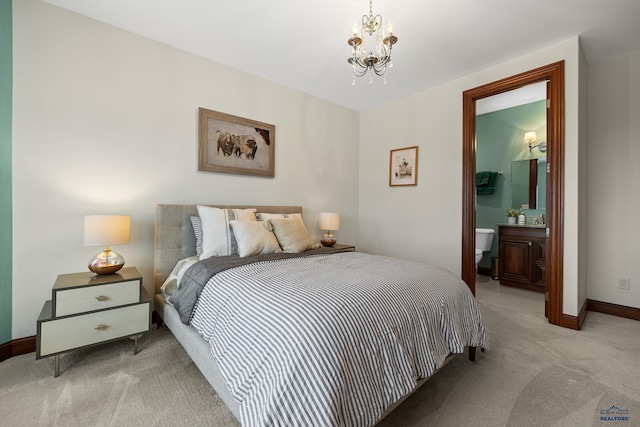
{"left": 88, "top": 263, "right": 124, "bottom": 275}
{"left": 88, "top": 247, "right": 125, "bottom": 275}
{"left": 321, "top": 233, "right": 336, "bottom": 247}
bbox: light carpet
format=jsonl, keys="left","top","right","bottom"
{"left": 1, "top": 277, "right": 638, "bottom": 426}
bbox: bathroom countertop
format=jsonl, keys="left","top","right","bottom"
{"left": 497, "top": 223, "right": 546, "bottom": 228}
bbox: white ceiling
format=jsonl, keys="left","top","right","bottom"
{"left": 43, "top": 0, "right": 640, "bottom": 112}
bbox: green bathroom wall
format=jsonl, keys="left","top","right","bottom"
{"left": 476, "top": 100, "right": 546, "bottom": 269}
{"left": 0, "top": 0, "right": 12, "bottom": 344}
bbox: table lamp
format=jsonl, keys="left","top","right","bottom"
{"left": 84, "top": 215, "right": 130, "bottom": 275}
{"left": 319, "top": 212, "right": 340, "bottom": 247}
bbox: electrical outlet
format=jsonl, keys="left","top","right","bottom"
{"left": 619, "top": 278, "right": 630, "bottom": 290}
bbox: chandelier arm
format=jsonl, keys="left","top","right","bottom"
{"left": 349, "top": 56, "right": 370, "bottom": 77}
{"left": 352, "top": 61, "right": 370, "bottom": 77}
{"left": 352, "top": 67, "right": 369, "bottom": 78}
{"left": 372, "top": 64, "right": 387, "bottom": 76}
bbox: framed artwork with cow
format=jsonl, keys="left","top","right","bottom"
{"left": 389, "top": 146, "right": 419, "bottom": 186}
{"left": 198, "top": 107, "right": 275, "bottom": 177}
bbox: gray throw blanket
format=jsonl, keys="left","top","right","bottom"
{"left": 169, "top": 247, "right": 342, "bottom": 324}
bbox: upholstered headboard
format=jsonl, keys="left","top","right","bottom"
{"left": 153, "top": 204, "right": 303, "bottom": 293}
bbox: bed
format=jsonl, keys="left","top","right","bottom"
{"left": 153, "top": 204, "right": 489, "bottom": 426}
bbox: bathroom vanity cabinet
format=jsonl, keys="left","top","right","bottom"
{"left": 498, "top": 225, "right": 546, "bottom": 293}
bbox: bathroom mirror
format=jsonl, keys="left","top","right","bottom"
{"left": 511, "top": 158, "right": 546, "bottom": 210}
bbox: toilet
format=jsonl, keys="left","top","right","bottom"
{"left": 475, "top": 228, "right": 496, "bottom": 271}
{"left": 475, "top": 248, "right": 483, "bottom": 266}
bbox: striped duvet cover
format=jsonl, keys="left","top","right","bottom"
{"left": 190, "top": 252, "right": 489, "bottom": 427}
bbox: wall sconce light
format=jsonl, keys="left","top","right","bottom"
{"left": 524, "top": 131, "right": 547, "bottom": 153}
{"left": 319, "top": 212, "right": 340, "bottom": 247}
{"left": 84, "top": 215, "right": 130, "bottom": 275}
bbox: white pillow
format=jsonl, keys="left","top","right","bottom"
{"left": 256, "top": 212, "right": 302, "bottom": 222}
{"left": 160, "top": 256, "right": 199, "bottom": 303}
{"left": 230, "top": 220, "right": 283, "bottom": 257}
{"left": 267, "top": 216, "right": 315, "bottom": 253}
{"left": 197, "top": 206, "right": 257, "bottom": 259}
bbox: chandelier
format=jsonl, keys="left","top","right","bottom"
{"left": 347, "top": 0, "right": 398, "bottom": 85}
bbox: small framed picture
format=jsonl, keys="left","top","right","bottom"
{"left": 389, "top": 146, "right": 419, "bottom": 186}
{"left": 198, "top": 107, "right": 275, "bottom": 177}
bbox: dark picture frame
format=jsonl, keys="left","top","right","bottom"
{"left": 198, "top": 107, "right": 275, "bottom": 177}
{"left": 389, "top": 146, "right": 419, "bottom": 186}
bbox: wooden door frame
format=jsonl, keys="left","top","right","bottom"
{"left": 462, "top": 61, "right": 564, "bottom": 326}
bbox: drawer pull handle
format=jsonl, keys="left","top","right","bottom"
{"left": 528, "top": 242, "right": 532, "bottom": 246}
{"left": 95, "top": 324, "right": 109, "bottom": 331}
{"left": 95, "top": 296, "right": 110, "bottom": 302}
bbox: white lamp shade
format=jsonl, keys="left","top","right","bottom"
{"left": 524, "top": 131, "right": 537, "bottom": 144}
{"left": 84, "top": 215, "right": 130, "bottom": 246}
{"left": 319, "top": 212, "right": 340, "bottom": 231}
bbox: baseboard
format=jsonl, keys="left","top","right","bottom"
{"left": 587, "top": 299, "right": 640, "bottom": 322}
{"left": 562, "top": 299, "right": 589, "bottom": 330}
{"left": 562, "top": 299, "right": 640, "bottom": 330}
{"left": 561, "top": 300, "right": 588, "bottom": 331}
{"left": 0, "top": 341, "right": 10, "bottom": 362}
{"left": 0, "top": 336, "right": 36, "bottom": 362}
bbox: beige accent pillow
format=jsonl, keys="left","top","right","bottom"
{"left": 268, "top": 216, "right": 314, "bottom": 253}
{"left": 197, "top": 206, "right": 257, "bottom": 259}
{"left": 256, "top": 212, "right": 303, "bottom": 222}
{"left": 230, "top": 220, "right": 283, "bottom": 257}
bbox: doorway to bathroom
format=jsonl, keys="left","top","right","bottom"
{"left": 461, "top": 61, "right": 565, "bottom": 326}
{"left": 475, "top": 83, "right": 547, "bottom": 289}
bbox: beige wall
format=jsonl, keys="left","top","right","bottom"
{"left": 587, "top": 49, "right": 640, "bottom": 308}
{"left": 12, "top": 0, "right": 360, "bottom": 338}
{"left": 578, "top": 43, "right": 589, "bottom": 311}
{"left": 358, "top": 37, "right": 586, "bottom": 317}
{"left": 13, "top": 1, "right": 637, "bottom": 340}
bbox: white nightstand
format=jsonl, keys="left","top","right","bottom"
{"left": 36, "top": 267, "right": 152, "bottom": 377}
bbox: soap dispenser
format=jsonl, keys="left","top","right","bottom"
{"left": 517, "top": 213, "right": 526, "bottom": 225}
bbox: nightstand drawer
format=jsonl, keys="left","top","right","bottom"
{"left": 38, "top": 302, "right": 150, "bottom": 357}
{"left": 54, "top": 279, "right": 140, "bottom": 316}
